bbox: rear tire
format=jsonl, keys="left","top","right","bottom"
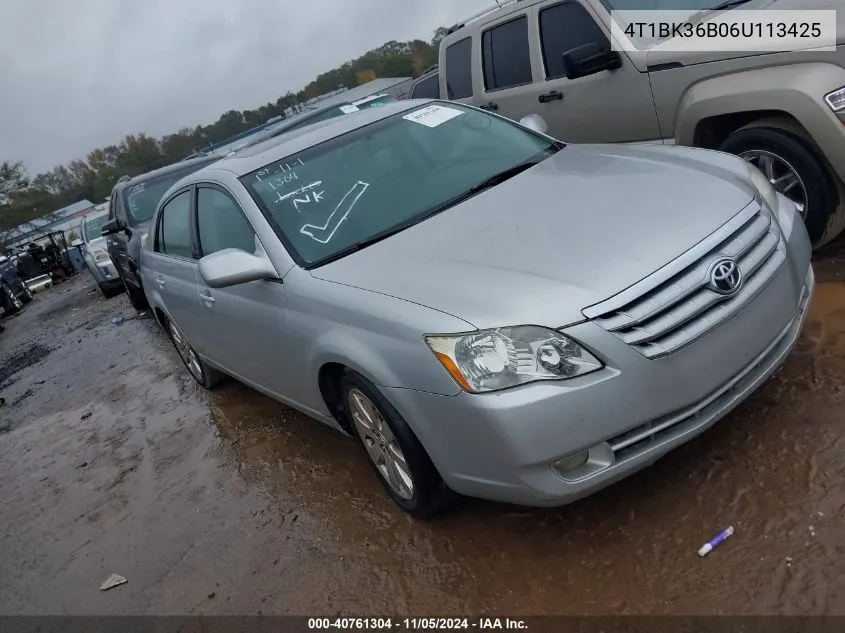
{"left": 719, "top": 126, "right": 839, "bottom": 246}
{"left": 165, "top": 317, "right": 220, "bottom": 389}
{"left": 339, "top": 371, "right": 457, "bottom": 518}
{"left": 20, "top": 285, "right": 33, "bottom": 304}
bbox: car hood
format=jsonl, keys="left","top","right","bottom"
{"left": 311, "top": 144, "right": 757, "bottom": 330}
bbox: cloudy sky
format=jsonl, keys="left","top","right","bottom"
{"left": 0, "top": 0, "right": 491, "bottom": 175}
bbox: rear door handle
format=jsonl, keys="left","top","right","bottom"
{"left": 155, "top": 276, "right": 165, "bottom": 288}
{"left": 199, "top": 292, "right": 215, "bottom": 306}
{"left": 538, "top": 90, "right": 563, "bottom": 103}
{"left": 479, "top": 101, "right": 498, "bottom": 111}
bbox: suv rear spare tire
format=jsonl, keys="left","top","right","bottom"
{"left": 719, "top": 126, "right": 839, "bottom": 246}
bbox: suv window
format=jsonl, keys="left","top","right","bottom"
{"left": 157, "top": 191, "right": 193, "bottom": 259}
{"left": 445, "top": 38, "right": 473, "bottom": 99}
{"left": 482, "top": 16, "right": 532, "bottom": 91}
{"left": 197, "top": 187, "right": 256, "bottom": 255}
{"left": 410, "top": 73, "right": 440, "bottom": 99}
{"left": 540, "top": 2, "right": 608, "bottom": 79}
{"left": 124, "top": 162, "right": 214, "bottom": 226}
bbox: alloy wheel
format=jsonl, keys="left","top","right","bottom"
{"left": 740, "top": 149, "right": 808, "bottom": 218}
{"left": 168, "top": 321, "right": 204, "bottom": 383}
{"left": 347, "top": 388, "right": 415, "bottom": 500}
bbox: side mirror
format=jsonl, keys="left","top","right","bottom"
{"left": 101, "top": 218, "right": 123, "bottom": 237}
{"left": 562, "top": 43, "right": 622, "bottom": 80}
{"left": 198, "top": 248, "right": 274, "bottom": 289}
{"left": 519, "top": 114, "right": 549, "bottom": 135}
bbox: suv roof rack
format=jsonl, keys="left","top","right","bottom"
{"left": 446, "top": 0, "right": 522, "bottom": 35}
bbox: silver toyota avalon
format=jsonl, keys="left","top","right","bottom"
{"left": 140, "top": 99, "right": 814, "bottom": 517}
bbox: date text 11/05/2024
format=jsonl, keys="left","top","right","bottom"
{"left": 307, "top": 617, "right": 528, "bottom": 630}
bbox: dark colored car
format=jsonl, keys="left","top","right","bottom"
{"left": 102, "top": 155, "right": 221, "bottom": 309}
{"left": 0, "top": 255, "right": 33, "bottom": 315}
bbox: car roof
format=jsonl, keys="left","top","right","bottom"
{"left": 200, "top": 98, "right": 435, "bottom": 178}
{"left": 413, "top": 69, "right": 439, "bottom": 81}
{"left": 114, "top": 155, "right": 221, "bottom": 190}
{"left": 353, "top": 93, "right": 389, "bottom": 104}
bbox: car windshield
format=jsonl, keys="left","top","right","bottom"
{"left": 123, "top": 163, "right": 210, "bottom": 224}
{"left": 83, "top": 215, "right": 110, "bottom": 242}
{"left": 241, "top": 103, "right": 560, "bottom": 267}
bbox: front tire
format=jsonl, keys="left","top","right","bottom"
{"left": 719, "top": 126, "right": 839, "bottom": 246}
{"left": 340, "top": 371, "right": 456, "bottom": 518}
{"left": 166, "top": 318, "right": 220, "bottom": 389}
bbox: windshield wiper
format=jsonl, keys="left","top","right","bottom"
{"left": 465, "top": 159, "right": 542, "bottom": 196}
{"left": 309, "top": 222, "right": 420, "bottom": 268}
{"left": 309, "top": 154, "right": 551, "bottom": 269}
{"left": 687, "top": 0, "right": 755, "bottom": 25}
{"left": 708, "top": 0, "right": 754, "bottom": 10}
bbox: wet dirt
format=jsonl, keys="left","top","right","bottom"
{"left": 0, "top": 250, "right": 843, "bottom": 616}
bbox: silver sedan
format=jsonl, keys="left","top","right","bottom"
{"left": 140, "top": 99, "right": 814, "bottom": 517}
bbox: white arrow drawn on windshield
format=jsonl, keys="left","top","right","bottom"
{"left": 300, "top": 181, "right": 370, "bottom": 244}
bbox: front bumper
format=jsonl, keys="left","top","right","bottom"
{"left": 386, "top": 211, "right": 815, "bottom": 507}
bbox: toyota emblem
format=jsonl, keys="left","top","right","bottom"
{"left": 708, "top": 258, "right": 742, "bottom": 295}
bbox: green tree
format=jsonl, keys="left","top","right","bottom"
{"left": 431, "top": 26, "right": 450, "bottom": 46}
{"left": 0, "top": 161, "right": 28, "bottom": 203}
{"left": 2, "top": 28, "right": 446, "bottom": 243}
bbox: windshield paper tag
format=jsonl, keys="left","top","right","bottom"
{"left": 339, "top": 104, "right": 360, "bottom": 114}
{"left": 403, "top": 105, "right": 463, "bottom": 128}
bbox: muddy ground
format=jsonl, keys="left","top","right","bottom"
{"left": 0, "top": 240, "right": 843, "bottom": 616}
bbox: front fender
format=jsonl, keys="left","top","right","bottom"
{"left": 285, "top": 272, "right": 471, "bottom": 415}
{"left": 674, "top": 63, "right": 845, "bottom": 182}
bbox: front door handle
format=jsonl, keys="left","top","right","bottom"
{"left": 155, "top": 276, "right": 165, "bottom": 288}
{"left": 538, "top": 90, "right": 563, "bottom": 103}
{"left": 199, "top": 292, "right": 215, "bottom": 306}
{"left": 479, "top": 101, "right": 498, "bottom": 111}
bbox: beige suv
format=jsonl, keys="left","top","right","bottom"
{"left": 438, "top": 0, "right": 845, "bottom": 246}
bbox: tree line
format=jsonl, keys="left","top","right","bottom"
{"left": 0, "top": 29, "right": 448, "bottom": 240}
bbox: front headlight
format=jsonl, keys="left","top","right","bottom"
{"left": 425, "top": 325, "right": 603, "bottom": 393}
{"left": 746, "top": 162, "right": 779, "bottom": 213}
{"left": 824, "top": 86, "right": 845, "bottom": 112}
{"left": 91, "top": 248, "right": 110, "bottom": 264}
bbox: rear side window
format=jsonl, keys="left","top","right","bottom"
{"left": 445, "top": 38, "right": 473, "bottom": 99}
{"left": 196, "top": 187, "right": 256, "bottom": 255}
{"left": 482, "top": 16, "right": 533, "bottom": 91}
{"left": 410, "top": 73, "right": 440, "bottom": 99}
{"left": 158, "top": 191, "right": 193, "bottom": 259}
{"left": 540, "top": 2, "right": 608, "bottom": 79}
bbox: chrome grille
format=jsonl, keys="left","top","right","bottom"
{"left": 584, "top": 202, "right": 784, "bottom": 359}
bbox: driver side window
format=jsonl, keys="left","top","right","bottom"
{"left": 539, "top": 2, "right": 608, "bottom": 79}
